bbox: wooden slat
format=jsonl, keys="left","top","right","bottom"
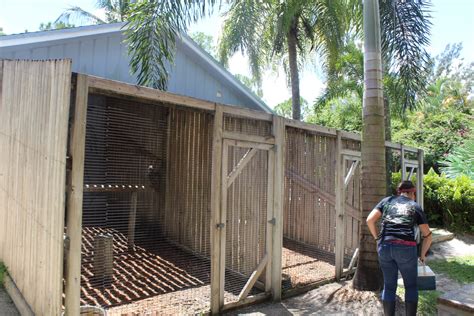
{"left": 265, "top": 149, "right": 275, "bottom": 291}
{"left": 341, "top": 149, "right": 361, "bottom": 157}
{"left": 87, "top": 75, "right": 216, "bottom": 112}
{"left": 344, "top": 161, "right": 360, "bottom": 188}
{"left": 225, "top": 139, "right": 274, "bottom": 150}
{"left": 223, "top": 131, "right": 275, "bottom": 144}
{"left": 0, "top": 60, "right": 71, "bottom": 315}
{"left": 226, "top": 148, "right": 258, "bottom": 187}
{"left": 221, "top": 104, "right": 273, "bottom": 121}
{"left": 65, "top": 74, "right": 88, "bottom": 315}
{"left": 210, "top": 105, "right": 224, "bottom": 314}
{"left": 127, "top": 191, "right": 138, "bottom": 248}
{"left": 284, "top": 118, "right": 337, "bottom": 136}
{"left": 238, "top": 254, "right": 269, "bottom": 301}
{"left": 219, "top": 141, "right": 229, "bottom": 307}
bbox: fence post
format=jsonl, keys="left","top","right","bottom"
{"left": 210, "top": 104, "right": 224, "bottom": 314}
{"left": 401, "top": 145, "right": 406, "bottom": 180}
{"left": 271, "top": 115, "right": 285, "bottom": 301}
{"left": 335, "top": 131, "right": 345, "bottom": 280}
{"left": 417, "top": 149, "right": 424, "bottom": 209}
{"left": 65, "top": 74, "right": 88, "bottom": 315}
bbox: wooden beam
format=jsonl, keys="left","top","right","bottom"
{"left": 385, "top": 141, "right": 418, "bottom": 153}
{"left": 417, "top": 149, "right": 424, "bottom": 209}
{"left": 238, "top": 255, "right": 269, "bottom": 301}
{"left": 284, "top": 118, "right": 337, "bottom": 136}
{"left": 226, "top": 148, "right": 258, "bottom": 188}
{"left": 341, "top": 149, "right": 361, "bottom": 157}
{"left": 401, "top": 145, "right": 406, "bottom": 181}
{"left": 271, "top": 115, "right": 285, "bottom": 301}
{"left": 344, "top": 160, "right": 360, "bottom": 188}
{"left": 4, "top": 273, "right": 34, "bottom": 316}
{"left": 335, "top": 131, "right": 345, "bottom": 280}
{"left": 87, "top": 75, "right": 216, "bottom": 112}
{"left": 221, "top": 292, "right": 270, "bottom": 312}
{"left": 219, "top": 141, "right": 229, "bottom": 308}
{"left": 265, "top": 149, "right": 275, "bottom": 292}
{"left": 221, "top": 104, "right": 273, "bottom": 121}
{"left": 128, "top": 191, "right": 138, "bottom": 249}
{"left": 210, "top": 105, "right": 224, "bottom": 315}
{"left": 286, "top": 170, "right": 360, "bottom": 220}
{"left": 65, "top": 74, "right": 88, "bottom": 316}
{"left": 225, "top": 139, "right": 274, "bottom": 150}
{"left": 223, "top": 131, "right": 275, "bottom": 144}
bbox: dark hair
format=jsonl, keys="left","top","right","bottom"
{"left": 397, "top": 180, "right": 416, "bottom": 193}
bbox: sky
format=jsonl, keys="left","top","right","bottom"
{"left": 1, "top": 0, "right": 473, "bottom": 108}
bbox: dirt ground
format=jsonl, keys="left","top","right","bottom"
{"left": 0, "top": 234, "right": 472, "bottom": 315}
{"left": 226, "top": 234, "right": 474, "bottom": 316}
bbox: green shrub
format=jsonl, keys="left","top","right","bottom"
{"left": 391, "top": 169, "right": 474, "bottom": 232}
{"left": 0, "top": 262, "right": 6, "bottom": 287}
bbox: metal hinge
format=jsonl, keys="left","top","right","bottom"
{"left": 268, "top": 218, "right": 276, "bottom": 225}
{"left": 216, "top": 223, "right": 225, "bottom": 229}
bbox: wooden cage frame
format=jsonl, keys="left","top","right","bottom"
{"left": 0, "top": 60, "right": 424, "bottom": 315}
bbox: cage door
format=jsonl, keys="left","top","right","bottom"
{"left": 220, "top": 139, "right": 274, "bottom": 305}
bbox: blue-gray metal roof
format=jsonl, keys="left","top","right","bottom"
{"left": 0, "top": 23, "right": 272, "bottom": 113}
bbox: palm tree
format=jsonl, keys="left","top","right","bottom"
{"left": 56, "top": 0, "right": 132, "bottom": 26}
{"left": 352, "top": 0, "right": 431, "bottom": 291}
{"left": 352, "top": 0, "right": 386, "bottom": 291}
{"left": 218, "top": 0, "right": 345, "bottom": 121}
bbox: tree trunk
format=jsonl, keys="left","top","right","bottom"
{"left": 384, "top": 96, "right": 393, "bottom": 196}
{"left": 287, "top": 20, "right": 301, "bottom": 121}
{"left": 352, "top": 0, "right": 385, "bottom": 291}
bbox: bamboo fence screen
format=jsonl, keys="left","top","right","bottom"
{"left": 0, "top": 60, "right": 424, "bottom": 315}
{"left": 0, "top": 60, "right": 72, "bottom": 315}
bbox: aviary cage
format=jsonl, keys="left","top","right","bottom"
{"left": 0, "top": 60, "right": 425, "bottom": 315}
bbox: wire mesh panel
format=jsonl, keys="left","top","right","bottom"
{"left": 223, "top": 142, "right": 270, "bottom": 304}
{"left": 81, "top": 94, "right": 213, "bottom": 315}
{"left": 282, "top": 127, "right": 337, "bottom": 290}
{"left": 342, "top": 139, "right": 362, "bottom": 271}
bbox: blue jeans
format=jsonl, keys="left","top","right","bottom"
{"left": 377, "top": 242, "right": 418, "bottom": 302}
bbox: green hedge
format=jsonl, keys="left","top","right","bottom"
{"left": 391, "top": 169, "right": 474, "bottom": 232}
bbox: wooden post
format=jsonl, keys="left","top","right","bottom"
{"left": 210, "top": 104, "right": 224, "bottom": 314}
{"left": 265, "top": 149, "right": 275, "bottom": 292}
{"left": 128, "top": 191, "right": 138, "bottom": 250}
{"left": 271, "top": 115, "right": 285, "bottom": 301}
{"left": 335, "top": 131, "right": 345, "bottom": 280}
{"left": 400, "top": 145, "right": 406, "bottom": 181}
{"left": 65, "top": 74, "right": 88, "bottom": 315}
{"left": 93, "top": 234, "right": 114, "bottom": 282}
{"left": 219, "top": 141, "right": 229, "bottom": 306}
{"left": 417, "top": 149, "right": 424, "bottom": 209}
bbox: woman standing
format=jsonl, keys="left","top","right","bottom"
{"left": 366, "top": 180, "right": 432, "bottom": 316}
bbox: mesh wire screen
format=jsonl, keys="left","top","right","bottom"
{"left": 282, "top": 127, "right": 344, "bottom": 290}
{"left": 223, "top": 144, "right": 269, "bottom": 304}
{"left": 224, "top": 115, "right": 272, "bottom": 137}
{"left": 80, "top": 95, "right": 213, "bottom": 315}
{"left": 341, "top": 139, "right": 362, "bottom": 270}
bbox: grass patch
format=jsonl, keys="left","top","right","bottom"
{"left": 0, "top": 262, "right": 6, "bottom": 287}
{"left": 429, "top": 255, "right": 474, "bottom": 284}
{"left": 397, "top": 287, "right": 441, "bottom": 316}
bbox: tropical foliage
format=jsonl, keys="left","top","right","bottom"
{"left": 391, "top": 169, "right": 474, "bottom": 232}
{"left": 274, "top": 97, "right": 309, "bottom": 119}
{"left": 440, "top": 139, "right": 474, "bottom": 179}
{"left": 56, "top": 0, "right": 132, "bottom": 25}
{"left": 39, "top": 21, "right": 75, "bottom": 31}
{"left": 218, "top": 0, "right": 345, "bottom": 120}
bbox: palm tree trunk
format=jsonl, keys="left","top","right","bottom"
{"left": 353, "top": 0, "right": 385, "bottom": 291}
{"left": 384, "top": 96, "right": 393, "bottom": 196}
{"left": 287, "top": 20, "right": 301, "bottom": 121}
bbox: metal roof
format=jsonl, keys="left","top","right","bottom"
{"left": 0, "top": 22, "right": 273, "bottom": 113}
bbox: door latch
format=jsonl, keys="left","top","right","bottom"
{"left": 268, "top": 218, "right": 276, "bottom": 225}
{"left": 216, "top": 223, "right": 225, "bottom": 229}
